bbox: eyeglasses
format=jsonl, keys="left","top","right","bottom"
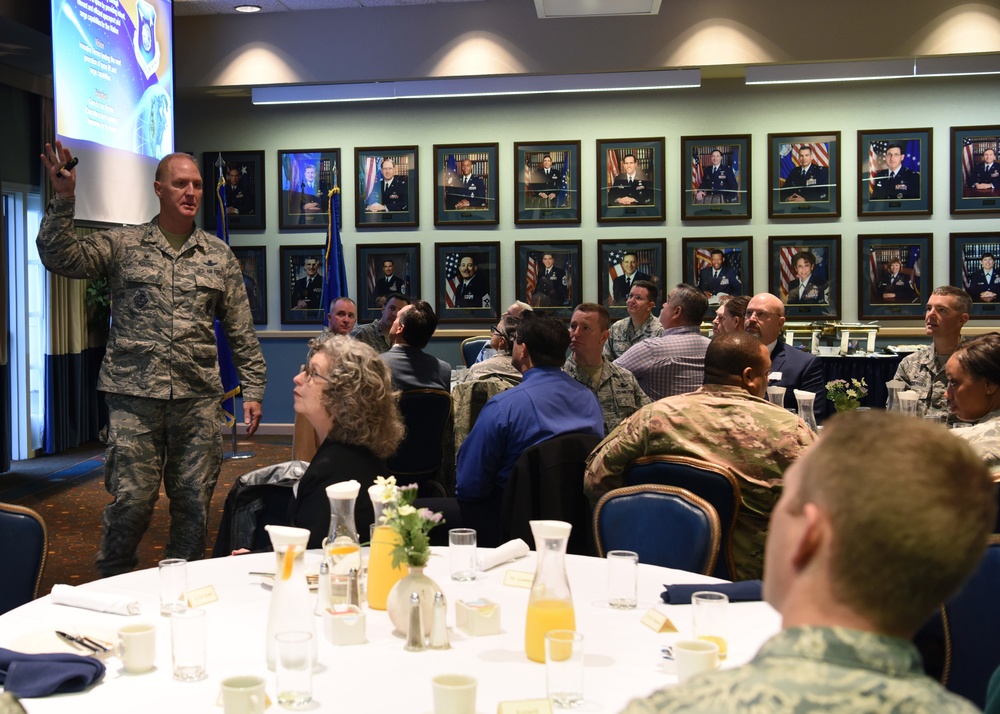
{"left": 490, "top": 325, "right": 511, "bottom": 342}
{"left": 299, "top": 363, "right": 331, "bottom": 384}
{"left": 626, "top": 293, "right": 649, "bottom": 302}
{"left": 744, "top": 309, "right": 779, "bottom": 320}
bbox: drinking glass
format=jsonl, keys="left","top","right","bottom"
{"left": 275, "top": 631, "right": 313, "bottom": 708}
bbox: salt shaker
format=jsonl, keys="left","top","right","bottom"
{"left": 315, "top": 560, "right": 330, "bottom": 615}
{"left": 347, "top": 567, "right": 361, "bottom": 608}
{"left": 404, "top": 592, "right": 426, "bottom": 651}
{"left": 428, "top": 591, "right": 450, "bottom": 650}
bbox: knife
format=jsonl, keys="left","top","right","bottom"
{"left": 55, "top": 631, "right": 101, "bottom": 653}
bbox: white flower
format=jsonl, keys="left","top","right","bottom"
{"left": 397, "top": 505, "right": 416, "bottom": 517}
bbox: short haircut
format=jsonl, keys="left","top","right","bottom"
{"left": 400, "top": 299, "right": 438, "bottom": 349}
{"left": 953, "top": 332, "right": 1000, "bottom": 386}
{"left": 383, "top": 259, "right": 394, "bottom": 266}
{"left": 329, "top": 296, "right": 355, "bottom": 311}
{"left": 495, "top": 314, "right": 522, "bottom": 351}
{"left": 669, "top": 283, "right": 709, "bottom": 324}
{"left": 622, "top": 251, "right": 638, "bottom": 260}
{"left": 984, "top": 253, "right": 995, "bottom": 260}
{"left": 710, "top": 150, "right": 723, "bottom": 157}
{"left": 632, "top": 279, "right": 658, "bottom": 304}
{"left": 799, "top": 146, "right": 812, "bottom": 155}
{"left": 723, "top": 295, "right": 750, "bottom": 320}
{"left": 703, "top": 331, "right": 767, "bottom": 385}
{"left": 517, "top": 313, "right": 569, "bottom": 367}
{"left": 886, "top": 143, "right": 903, "bottom": 153}
{"left": 710, "top": 248, "right": 724, "bottom": 257}
{"left": 791, "top": 251, "right": 816, "bottom": 268}
{"left": 931, "top": 285, "right": 973, "bottom": 315}
{"left": 573, "top": 302, "right": 610, "bottom": 332}
{"left": 155, "top": 153, "right": 198, "bottom": 182}
{"left": 306, "top": 334, "right": 405, "bottom": 459}
{"left": 790, "top": 411, "right": 996, "bottom": 635}
{"left": 460, "top": 255, "right": 478, "bottom": 266}
{"left": 384, "top": 292, "right": 407, "bottom": 307}
{"left": 381, "top": 158, "right": 394, "bottom": 168}
{"left": 622, "top": 154, "right": 636, "bottom": 163}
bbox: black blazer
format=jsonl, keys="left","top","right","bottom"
{"left": 769, "top": 340, "right": 826, "bottom": 421}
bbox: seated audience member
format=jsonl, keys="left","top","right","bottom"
{"left": 292, "top": 297, "right": 358, "bottom": 462}
{"left": 475, "top": 301, "right": 532, "bottom": 363}
{"left": 380, "top": 299, "right": 451, "bottom": 392}
{"left": 614, "top": 284, "right": 710, "bottom": 401}
{"left": 353, "top": 292, "right": 407, "bottom": 355}
{"left": 604, "top": 280, "right": 663, "bottom": 361}
{"left": 586, "top": 332, "right": 814, "bottom": 580}
{"left": 712, "top": 294, "right": 749, "bottom": 337}
{"left": 465, "top": 314, "right": 523, "bottom": 384}
{"left": 288, "top": 335, "right": 405, "bottom": 548}
{"left": 456, "top": 313, "right": 603, "bottom": 504}
{"left": 744, "top": 292, "right": 825, "bottom": 421}
{"left": 620, "top": 410, "right": 995, "bottom": 713}
{"left": 946, "top": 332, "right": 1000, "bottom": 475}
{"left": 564, "top": 303, "right": 650, "bottom": 435}
{"left": 894, "top": 285, "right": 971, "bottom": 424}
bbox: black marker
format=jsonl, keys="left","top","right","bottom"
{"left": 59, "top": 156, "right": 79, "bottom": 177}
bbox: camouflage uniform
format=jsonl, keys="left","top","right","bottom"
{"left": 352, "top": 319, "right": 391, "bottom": 354}
{"left": 584, "top": 384, "right": 815, "bottom": 580}
{"left": 955, "top": 409, "right": 1000, "bottom": 477}
{"left": 563, "top": 355, "right": 651, "bottom": 435}
{"left": 37, "top": 197, "right": 266, "bottom": 576}
{"left": 621, "top": 626, "right": 979, "bottom": 714}
{"left": 893, "top": 341, "right": 969, "bottom": 425}
{"left": 465, "top": 352, "right": 522, "bottom": 383}
{"left": 603, "top": 313, "right": 663, "bottom": 361}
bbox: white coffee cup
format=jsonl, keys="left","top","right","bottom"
{"left": 672, "top": 639, "right": 720, "bottom": 683}
{"left": 220, "top": 675, "right": 266, "bottom": 714}
{"left": 432, "top": 674, "right": 477, "bottom": 714}
{"left": 117, "top": 623, "right": 156, "bottom": 674}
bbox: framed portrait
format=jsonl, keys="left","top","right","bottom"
{"left": 433, "top": 143, "right": 499, "bottom": 226}
{"left": 951, "top": 126, "right": 1000, "bottom": 215}
{"left": 356, "top": 243, "right": 421, "bottom": 323}
{"left": 202, "top": 150, "right": 265, "bottom": 231}
{"left": 515, "top": 241, "right": 583, "bottom": 318}
{"left": 681, "top": 237, "right": 753, "bottom": 319}
{"left": 278, "top": 149, "right": 341, "bottom": 230}
{"left": 950, "top": 232, "right": 1000, "bottom": 319}
{"left": 858, "top": 234, "right": 932, "bottom": 320}
{"left": 857, "top": 129, "right": 932, "bottom": 216}
{"left": 681, "top": 135, "right": 751, "bottom": 220}
{"left": 513, "top": 141, "right": 581, "bottom": 225}
{"left": 279, "top": 245, "right": 327, "bottom": 325}
{"left": 434, "top": 242, "right": 501, "bottom": 324}
{"left": 231, "top": 245, "right": 268, "bottom": 325}
{"left": 355, "top": 146, "right": 419, "bottom": 228}
{"left": 596, "top": 238, "right": 666, "bottom": 318}
{"left": 596, "top": 138, "right": 665, "bottom": 222}
{"left": 767, "top": 236, "right": 841, "bottom": 321}
{"left": 768, "top": 132, "right": 841, "bottom": 218}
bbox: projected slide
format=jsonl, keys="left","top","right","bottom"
{"left": 52, "top": 0, "right": 173, "bottom": 160}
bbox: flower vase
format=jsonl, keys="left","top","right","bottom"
{"left": 834, "top": 398, "right": 860, "bottom": 413}
{"left": 387, "top": 565, "right": 443, "bottom": 639}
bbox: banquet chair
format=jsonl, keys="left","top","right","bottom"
{"left": 623, "top": 454, "right": 740, "bottom": 580}
{"left": 387, "top": 389, "right": 452, "bottom": 498}
{"left": 460, "top": 336, "right": 491, "bottom": 368}
{"left": 593, "top": 485, "right": 721, "bottom": 576}
{"left": 451, "top": 374, "right": 520, "bottom": 455}
{"left": 211, "top": 461, "right": 307, "bottom": 556}
{"left": 0, "top": 502, "right": 48, "bottom": 615}
{"left": 500, "top": 432, "right": 603, "bottom": 555}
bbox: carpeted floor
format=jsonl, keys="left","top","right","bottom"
{"left": 2, "top": 435, "right": 293, "bottom": 596}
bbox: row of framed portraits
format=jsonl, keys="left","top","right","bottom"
{"left": 234, "top": 233, "right": 1000, "bottom": 327}
{"left": 202, "top": 126, "right": 1000, "bottom": 232}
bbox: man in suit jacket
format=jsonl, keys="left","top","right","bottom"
{"left": 745, "top": 292, "right": 825, "bottom": 421}
{"left": 781, "top": 146, "right": 829, "bottom": 203}
{"left": 968, "top": 253, "right": 1000, "bottom": 302}
{"left": 870, "top": 144, "right": 920, "bottom": 200}
{"left": 529, "top": 155, "right": 561, "bottom": 207}
{"left": 535, "top": 253, "right": 568, "bottom": 307}
{"left": 292, "top": 256, "right": 324, "bottom": 310}
{"left": 698, "top": 249, "right": 742, "bottom": 297}
{"left": 875, "top": 258, "right": 918, "bottom": 303}
{"left": 967, "top": 149, "right": 999, "bottom": 190}
{"left": 608, "top": 154, "right": 653, "bottom": 206}
{"left": 366, "top": 159, "right": 408, "bottom": 212}
{"left": 611, "top": 252, "right": 651, "bottom": 303}
{"left": 695, "top": 150, "right": 739, "bottom": 204}
{"left": 446, "top": 158, "right": 488, "bottom": 210}
{"left": 380, "top": 300, "right": 451, "bottom": 392}
{"left": 372, "top": 259, "right": 405, "bottom": 303}
{"left": 785, "top": 250, "right": 828, "bottom": 305}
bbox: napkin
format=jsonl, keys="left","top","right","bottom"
{"left": 477, "top": 538, "right": 530, "bottom": 571}
{"left": 50, "top": 584, "right": 140, "bottom": 616}
{"left": 0, "top": 648, "right": 106, "bottom": 698}
{"left": 660, "top": 580, "right": 762, "bottom": 605}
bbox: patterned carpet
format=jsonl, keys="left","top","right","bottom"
{"left": 3, "top": 435, "right": 293, "bottom": 596}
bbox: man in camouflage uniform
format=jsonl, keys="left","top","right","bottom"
{"left": 621, "top": 411, "right": 995, "bottom": 714}
{"left": 352, "top": 292, "right": 407, "bottom": 355}
{"left": 604, "top": 280, "right": 662, "bottom": 361}
{"left": 585, "top": 332, "right": 814, "bottom": 580}
{"left": 564, "top": 303, "right": 649, "bottom": 435}
{"left": 893, "top": 285, "right": 970, "bottom": 424}
{"left": 37, "top": 142, "right": 266, "bottom": 577}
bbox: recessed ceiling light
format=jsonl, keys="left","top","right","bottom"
{"left": 234, "top": 4, "right": 261, "bottom": 12}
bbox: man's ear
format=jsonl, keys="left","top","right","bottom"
{"left": 790, "top": 503, "right": 825, "bottom": 572}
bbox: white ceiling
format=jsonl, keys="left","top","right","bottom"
{"left": 173, "top": 0, "right": 482, "bottom": 16}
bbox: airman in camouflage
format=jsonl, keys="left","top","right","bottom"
{"left": 585, "top": 333, "right": 815, "bottom": 581}
{"left": 603, "top": 279, "right": 663, "bottom": 361}
{"left": 352, "top": 292, "right": 406, "bottom": 355}
{"left": 955, "top": 411, "right": 1000, "bottom": 477}
{"left": 37, "top": 143, "right": 266, "bottom": 576}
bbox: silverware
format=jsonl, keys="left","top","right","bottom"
{"left": 55, "top": 631, "right": 100, "bottom": 654}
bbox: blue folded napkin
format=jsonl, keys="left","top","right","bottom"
{"left": 660, "top": 580, "right": 763, "bottom": 605}
{"left": 0, "top": 648, "right": 106, "bottom": 698}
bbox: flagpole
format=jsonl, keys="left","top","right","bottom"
{"left": 224, "top": 393, "right": 253, "bottom": 460}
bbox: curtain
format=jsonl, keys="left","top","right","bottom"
{"left": 0, "top": 192, "right": 10, "bottom": 473}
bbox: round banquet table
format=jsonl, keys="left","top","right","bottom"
{"left": 0, "top": 548, "right": 780, "bottom": 713}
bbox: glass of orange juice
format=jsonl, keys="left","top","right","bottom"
{"left": 691, "top": 591, "right": 728, "bottom": 659}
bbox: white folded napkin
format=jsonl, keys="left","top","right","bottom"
{"left": 477, "top": 539, "right": 530, "bottom": 571}
{"left": 50, "top": 584, "right": 140, "bottom": 616}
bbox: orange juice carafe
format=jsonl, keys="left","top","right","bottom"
{"left": 366, "top": 483, "right": 404, "bottom": 609}
{"left": 525, "top": 520, "right": 576, "bottom": 663}
{"left": 322, "top": 480, "right": 361, "bottom": 574}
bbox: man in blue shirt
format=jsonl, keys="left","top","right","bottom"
{"left": 456, "top": 313, "right": 604, "bottom": 504}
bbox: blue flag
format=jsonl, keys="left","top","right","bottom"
{"left": 213, "top": 154, "right": 241, "bottom": 426}
{"left": 321, "top": 166, "right": 348, "bottom": 327}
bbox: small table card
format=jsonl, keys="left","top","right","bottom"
{"left": 186, "top": 585, "right": 218, "bottom": 607}
{"left": 641, "top": 608, "right": 678, "bottom": 633}
{"left": 502, "top": 570, "right": 534, "bottom": 589}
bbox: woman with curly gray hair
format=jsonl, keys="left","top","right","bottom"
{"left": 288, "top": 333, "right": 405, "bottom": 548}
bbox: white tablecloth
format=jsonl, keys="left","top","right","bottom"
{"left": 0, "top": 548, "right": 780, "bottom": 713}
